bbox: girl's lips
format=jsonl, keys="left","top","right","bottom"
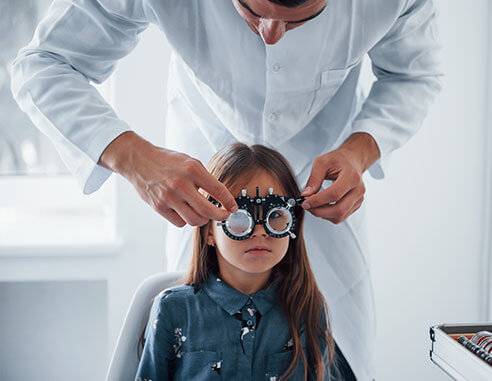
{"left": 245, "top": 247, "right": 271, "bottom": 253}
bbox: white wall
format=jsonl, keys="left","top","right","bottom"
{"left": 0, "top": 280, "right": 107, "bottom": 381}
{"left": 364, "top": 0, "right": 490, "bottom": 379}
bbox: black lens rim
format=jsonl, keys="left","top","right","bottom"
{"left": 264, "top": 206, "right": 293, "bottom": 235}
{"left": 224, "top": 208, "right": 254, "bottom": 238}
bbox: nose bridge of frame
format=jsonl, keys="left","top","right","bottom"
{"left": 256, "top": 202, "right": 263, "bottom": 222}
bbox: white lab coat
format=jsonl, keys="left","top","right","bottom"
{"left": 10, "top": 0, "right": 442, "bottom": 379}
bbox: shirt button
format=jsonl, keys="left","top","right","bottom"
{"left": 272, "top": 63, "right": 281, "bottom": 72}
{"left": 247, "top": 320, "right": 253, "bottom": 326}
{"left": 269, "top": 112, "right": 279, "bottom": 121}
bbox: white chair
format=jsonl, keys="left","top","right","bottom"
{"left": 106, "top": 271, "right": 185, "bottom": 381}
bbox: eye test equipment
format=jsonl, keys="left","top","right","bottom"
{"left": 209, "top": 186, "right": 305, "bottom": 240}
{"left": 430, "top": 323, "right": 492, "bottom": 380}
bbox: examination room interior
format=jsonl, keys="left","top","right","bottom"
{"left": 0, "top": 0, "right": 491, "bottom": 380}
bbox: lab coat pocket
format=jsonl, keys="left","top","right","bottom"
{"left": 175, "top": 350, "right": 223, "bottom": 380}
{"left": 307, "top": 62, "right": 359, "bottom": 116}
{"left": 264, "top": 349, "right": 306, "bottom": 380}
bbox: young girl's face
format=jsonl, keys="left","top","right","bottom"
{"left": 209, "top": 170, "right": 290, "bottom": 276}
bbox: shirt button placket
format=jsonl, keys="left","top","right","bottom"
{"left": 240, "top": 300, "right": 258, "bottom": 358}
{"left": 264, "top": 46, "right": 284, "bottom": 142}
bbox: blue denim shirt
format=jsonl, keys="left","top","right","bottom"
{"left": 135, "top": 273, "right": 346, "bottom": 381}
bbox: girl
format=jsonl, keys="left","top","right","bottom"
{"left": 135, "top": 143, "right": 356, "bottom": 380}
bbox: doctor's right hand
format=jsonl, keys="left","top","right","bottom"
{"left": 98, "top": 131, "right": 238, "bottom": 227}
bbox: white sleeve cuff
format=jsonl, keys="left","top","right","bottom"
{"left": 351, "top": 119, "right": 398, "bottom": 180}
{"left": 81, "top": 128, "right": 133, "bottom": 194}
{"left": 367, "top": 152, "right": 392, "bottom": 180}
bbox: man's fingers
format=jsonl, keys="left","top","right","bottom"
{"left": 171, "top": 201, "right": 210, "bottom": 227}
{"left": 152, "top": 186, "right": 222, "bottom": 226}
{"left": 183, "top": 184, "right": 233, "bottom": 221}
{"left": 301, "top": 159, "right": 326, "bottom": 196}
{"left": 308, "top": 187, "right": 361, "bottom": 224}
{"left": 194, "top": 167, "right": 238, "bottom": 213}
{"left": 303, "top": 170, "right": 355, "bottom": 209}
{"left": 155, "top": 206, "right": 187, "bottom": 228}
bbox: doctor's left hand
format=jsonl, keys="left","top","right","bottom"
{"left": 300, "top": 132, "right": 380, "bottom": 224}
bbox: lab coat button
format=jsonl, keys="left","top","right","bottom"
{"left": 269, "top": 112, "right": 279, "bottom": 121}
{"left": 272, "top": 63, "right": 281, "bottom": 72}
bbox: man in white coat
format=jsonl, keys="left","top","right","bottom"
{"left": 10, "top": 0, "right": 442, "bottom": 379}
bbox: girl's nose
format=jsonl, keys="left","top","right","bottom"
{"left": 258, "top": 19, "right": 286, "bottom": 45}
{"left": 251, "top": 222, "right": 268, "bottom": 237}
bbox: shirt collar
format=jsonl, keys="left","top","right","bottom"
{"left": 202, "top": 271, "right": 279, "bottom": 316}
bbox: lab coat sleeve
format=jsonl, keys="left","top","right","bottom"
{"left": 350, "top": 0, "right": 443, "bottom": 180}
{"left": 10, "top": 0, "right": 150, "bottom": 194}
{"left": 135, "top": 293, "right": 175, "bottom": 381}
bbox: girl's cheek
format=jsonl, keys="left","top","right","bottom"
{"left": 223, "top": 239, "right": 242, "bottom": 256}
{"left": 279, "top": 239, "right": 290, "bottom": 256}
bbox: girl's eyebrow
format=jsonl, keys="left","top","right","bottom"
{"left": 238, "top": 0, "right": 327, "bottom": 24}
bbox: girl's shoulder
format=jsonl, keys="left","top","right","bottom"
{"left": 154, "top": 283, "right": 204, "bottom": 309}
{"left": 150, "top": 283, "right": 208, "bottom": 328}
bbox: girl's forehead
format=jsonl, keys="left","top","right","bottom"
{"left": 229, "top": 170, "right": 287, "bottom": 197}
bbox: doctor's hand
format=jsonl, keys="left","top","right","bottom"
{"left": 300, "top": 132, "right": 380, "bottom": 224}
{"left": 99, "top": 131, "right": 238, "bottom": 227}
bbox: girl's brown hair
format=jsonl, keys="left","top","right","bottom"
{"left": 184, "top": 142, "right": 335, "bottom": 380}
{"left": 185, "top": 143, "right": 334, "bottom": 380}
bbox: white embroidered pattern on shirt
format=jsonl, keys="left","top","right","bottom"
{"left": 173, "top": 327, "right": 187, "bottom": 358}
{"left": 282, "top": 337, "right": 294, "bottom": 351}
{"left": 211, "top": 360, "right": 222, "bottom": 374}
